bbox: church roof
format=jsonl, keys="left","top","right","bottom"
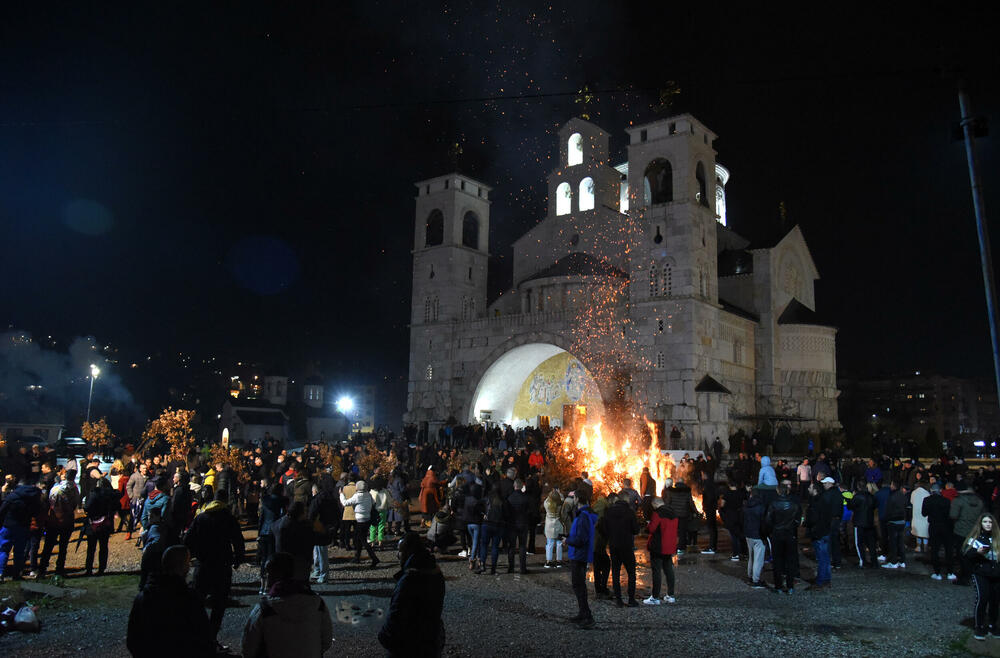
{"left": 519, "top": 252, "right": 627, "bottom": 286}
{"left": 777, "top": 298, "right": 835, "bottom": 327}
{"left": 719, "top": 299, "right": 760, "bottom": 322}
{"left": 234, "top": 408, "right": 287, "bottom": 427}
{"left": 695, "top": 375, "right": 732, "bottom": 394}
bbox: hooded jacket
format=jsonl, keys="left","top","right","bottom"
{"left": 241, "top": 580, "right": 334, "bottom": 658}
{"left": 567, "top": 505, "right": 598, "bottom": 563}
{"left": 757, "top": 456, "right": 778, "bottom": 487}
{"left": 340, "top": 487, "right": 374, "bottom": 522}
{"left": 951, "top": 489, "right": 986, "bottom": 537}
{"left": 141, "top": 489, "right": 169, "bottom": 529}
{"left": 646, "top": 506, "right": 679, "bottom": 555}
{"left": 743, "top": 495, "right": 765, "bottom": 540}
{"left": 378, "top": 549, "right": 445, "bottom": 658}
{"left": 0, "top": 484, "right": 41, "bottom": 529}
{"left": 921, "top": 492, "right": 953, "bottom": 531}
{"left": 47, "top": 480, "right": 80, "bottom": 529}
{"left": 184, "top": 500, "right": 245, "bottom": 566}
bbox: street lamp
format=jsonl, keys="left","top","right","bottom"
{"left": 336, "top": 396, "right": 354, "bottom": 414}
{"left": 86, "top": 364, "right": 101, "bottom": 423}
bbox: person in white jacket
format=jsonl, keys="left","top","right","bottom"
{"left": 368, "top": 483, "right": 391, "bottom": 549}
{"left": 340, "top": 480, "right": 380, "bottom": 567}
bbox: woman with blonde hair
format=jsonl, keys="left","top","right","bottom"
{"left": 965, "top": 513, "right": 1000, "bottom": 640}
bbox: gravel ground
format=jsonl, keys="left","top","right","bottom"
{"left": 0, "top": 526, "right": 991, "bottom": 657}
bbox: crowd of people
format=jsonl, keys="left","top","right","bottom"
{"left": 5, "top": 429, "right": 1000, "bottom": 650}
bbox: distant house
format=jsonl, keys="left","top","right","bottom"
{"left": 0, "top": 421, "right": 65, "bottom": 446}
{"left": 220, "top": 400, "right": 289, "bottom": 445}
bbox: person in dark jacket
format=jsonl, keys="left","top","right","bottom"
{"left": 274, "top": 501, "right": 327, "bottom": 582}
{"left": 127, "top": 545, "right": 215, "bottom": 658}
{"left": 0, "top": 476, "right": 42, "bottom": 581}
{"left": 923, "top": 482, "right": 956, "bottom": 580}
{"left": 602, "top": 495, "right": 639, "bottom": 606}
{"left": 257, "top": 482, "right": 287, "bottom": 593}
{"left": 84, "top": 477, "right": 119, "bottom": 576}
{"left": 476, "top": 490, "right": 506, "bottom": 575}
{"left": 743, "top": 490, "right": 766, "bottom": 588}
{"left": 719, "top": 480, "right": 746, "bottom": 561}
{"left": 848, "top": 482, "right": 878, "bottom": 568}
{"left": 763, "top": 483, "right": 801, "bottom": 592}
{"left": 165, "top": 470, "right": 193, "bottom": 543}
{"left": 505, "top": 479, "right": 531, "bottom": 573}
{"left": 378, "top": 533, "right": 446, "bottom": 657}
{"left": 184, "top": 488, "right": 245, "bottom": 640}
{"left": 37, "top": 469, "right": 80, "bottom": 578}
{"left": 964, "top": 513, "right": 1000, "bottom": 640}
{"left": 308, "top": 478, "right": 338, "bottom": 584}
{"left": 664, "top": 478, "right": 698, "bottom": 554}
{"left": 805, "top": 477, "right": 841, "bottom": 589}
{"left": 881, "top": 480, "right": 909, "bottom": 569}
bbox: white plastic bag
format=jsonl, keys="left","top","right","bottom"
{"left": 13, "top": 606, "right": 40, "bottom": 633}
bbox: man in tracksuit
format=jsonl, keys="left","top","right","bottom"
{"left": 922, "top": 482, "right": 956, "bottom": 580}
{"left": 849, "top": 482, "right": 877, "bottom": 568}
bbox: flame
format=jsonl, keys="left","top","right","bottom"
{"left": 554, "top": 418, "right": 702, "bottom": 514}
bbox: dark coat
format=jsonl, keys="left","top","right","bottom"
{"left": 183, "top": 501, "right": 245, "bottom": 566}
{"left": 505, "top": 489, "right": 532, "bottom": 529}
{"left": 848, "top": 491, "right": 876, "bottom": 528}
{"left": 742, "top": 495, "right": 765, "bottom": 540}
{"left": 0, "top": 484, "right": 41, "bottom": 529}
{"left": 378, "top": 550, "right": 445, "bottom": 658}
{"left": 763, "top": 495, "right": 801, "bottom": 540}
{"left": 922, "top": 493, "right": 953, "bottom": 533}
{"left": 602, "top": 500, "right": 639, "bottom": 551}
{"left": 665, "top": 483, "right": 697, "bottom": 519}
{"left": 126, "top": 572, "right": 216, "bottom": 658}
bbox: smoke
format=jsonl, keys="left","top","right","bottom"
{"left": 0, "top": 330, "right": 138, "bottom": 426}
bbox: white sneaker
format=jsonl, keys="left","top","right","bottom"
{"left": 931, "top": 573, "right": 943, "bottom": 580}
{"left": 898, "top": 562, "right": 906, "bottom": 569}
{"left": 642, "top": 596, "right": 661, "bottom": 605}
{"left": 877, "top": 555, "right": 887, "bottom": 563}
{"left": 458, "top": 550, "right": 468, "bottom": 558}
{"left": 947, "top": 573, "right": 958, "bottom": 581}
{"left": 881, "top": 563, "right": 898, "bottom": 569}
{"left": 662, "top": 595, "right": 676, "bottom": 604}
{"left": 730, "top": 556, "right": 740, "bottom": 562}
{"left": 701, "top": 549, "right": 715, "bottom": 555}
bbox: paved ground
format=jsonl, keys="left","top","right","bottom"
{"left": 0, "top": 525, "right": 993, "bottom": 657}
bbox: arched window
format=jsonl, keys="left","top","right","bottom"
{"left": 662, "top": 264, "right": 672, "bottom": 296}
{"left": 695, "top": 162, "right": 709, "bottom": 208}
{"left": 462, "top": 211, "right": 479, "bottom": 249}
{"left": 432, "top": 296, "right": 440, "bottom": 321}
{"left": 425, "top": 209, "right": 444, "bottom": 246}
{"left": 643, "top": 158, "right": 673, "bottom": 205}
{"left": 649, "top": 262, "right": 659, "bottom": 297}
{"left": 579, "top": 177, "right": 595, "bottom": 211}
{"left": 568, "top": 132, "right": 583, "bottom": 166}
{"left": 556, "top": 182, "right": 572, "bottom": 216}
{"left": 656, "top": 352, "right": 665, "bottom": 369}
{"left": 423, "top": 297, "right": 432, "bottom": 323}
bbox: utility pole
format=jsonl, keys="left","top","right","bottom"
{"left": 958, "top": 85, "right": 1000, "bottom": 408}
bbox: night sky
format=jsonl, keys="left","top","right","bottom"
{"left": 1, "top": 3, "right": 999, "bottom": 422}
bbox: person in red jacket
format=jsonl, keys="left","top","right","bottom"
{"left": 644, "top": 498, "right": 679, "bottom": 604}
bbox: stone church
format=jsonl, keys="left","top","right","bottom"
{"left": 405, "top": 113, "right": 840, "bottom": 447}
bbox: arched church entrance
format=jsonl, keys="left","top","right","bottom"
{"left": 468, "top": 342, "right": 605, "bottom": 430}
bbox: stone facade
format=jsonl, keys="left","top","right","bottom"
{"left": 405, "top": 114, "right": 840, "bottom": 446}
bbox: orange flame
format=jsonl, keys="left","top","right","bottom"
{"left": 554, "top": 419, "right": 702, "bottom": 514}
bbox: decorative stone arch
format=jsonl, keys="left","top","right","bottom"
{"left": 461, "top": 330, "right": 609, "bottom": 425}
{"left": 461, "top": 210, "right": 480, "bottom": 249}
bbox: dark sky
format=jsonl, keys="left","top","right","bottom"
{"left": 2, "top": 3, "right": 999, "bottom": 414}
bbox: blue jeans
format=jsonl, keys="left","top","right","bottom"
{"left": 479, "top": 524, "right": 503, "bottom": 570}
{"left": 546, "top": 537, "right": 563, "bottom": 562}
{"left": 0, "top": 525, "right": 30, "bottom": 579}
{"left": 467, "top": 523, "right": 481, "bottom": 560}
{"left": 813, "top": 535, "right": 831, "bottom": 585}
{"left": 312, "top": 544, "right": 329, "bottom": 580}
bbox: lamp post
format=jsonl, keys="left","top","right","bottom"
{"left": 86, "top": 364, "right": 101, "bottom": 423}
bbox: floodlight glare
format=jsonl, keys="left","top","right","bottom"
{"left": 90, "top": 364, "right": 101, "bottom": 378}
{"left": 336, "top": 396, "right": 354, "bottom": 414}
